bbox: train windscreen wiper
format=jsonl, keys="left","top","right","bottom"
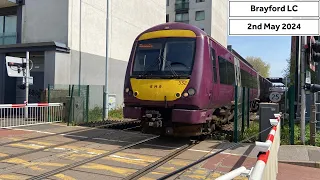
{"left": 159, "top": 55, "right": 179, "bottom": 79}
{"left": 137, "top": 57, "right": 161, "bottom": 79}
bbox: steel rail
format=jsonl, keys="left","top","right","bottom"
{"left": 0, "top": 120, "right": 142, "bottom": 162}
{"left": 0, "top": 119, "right": 140, "bottom": 147}
{"left": 123, "top": 140, "right": 199, "bottom": 180}
{"left": 157, "top": 125, "right": 274, "bottom": 180}
{"left": 27, "top": 135, "right": 160, "bottom": 180}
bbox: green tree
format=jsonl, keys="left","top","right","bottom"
{"left": 282, "top": 57, "right": 295, "bottom": 85}
{"left": 246, "top": 56, "right": 270, "bottom": 78}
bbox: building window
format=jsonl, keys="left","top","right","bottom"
{"left": 0, "top": 15, "right": 17, "bottom": 45}
{"left": 167, "top": 0, "right": 169, "bottom": 6}
{"left": 196, "top": 0, "right": 205, "bottom": 2}
{"left": 166, "top": 14, "right": 169, "bottom": 22}
{"left": 175, "top": 12, "right": 189, "bottom": 23}
{"left": 195, "top": 11, "right": 205, "bottom": 21}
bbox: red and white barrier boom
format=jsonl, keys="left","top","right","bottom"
{"left": 249, "top": 113, "right": 281, "bottom": 180}
{"left": 216, "top": 114, "right": 281, "bottom": 180}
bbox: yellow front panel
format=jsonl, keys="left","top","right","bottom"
{"left": 138, "top": 30, "right": 196, "bottom": 41}
{"left": 130, "top": 78, "right": 190, "bottom": 101}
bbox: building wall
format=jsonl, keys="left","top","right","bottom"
{"left": 65, "top": 0, "right": 166, "bottom": 106}
{"left": 166, "top": 0, "right": 228, "bottom": 47}
{"left": 188, "top": 0, "right": 211, "bottom": 33}
{"left": 210, "top": 0, "right": 228, "bottom": 47}
{"left": 22, "top": 0, "right": 69, "bottom": 44}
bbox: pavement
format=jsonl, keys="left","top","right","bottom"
{"left": 0, "top": 123, "right": 318, "bottom": 180}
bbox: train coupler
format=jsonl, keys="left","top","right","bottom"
{"left": 146, "top": 118, "right": 163, "bottom": 128}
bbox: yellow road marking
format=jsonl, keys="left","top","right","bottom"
{"left": 54, "top": 174, "right": 76, "bottom": 180}
{"left": 0, "top": 152, "right": 8, "bottom": 157}
{"left": 115, "top": 152, "right": 160, "bottom": 162}
{"left": 62, "top": 153, "right": 95, "bottom": 160}
{"left": 58, "top": 145, "right": 107, "bottom": 155}
{"left": 105, "top": 156, "right": 150, "bottom": 166}
{"left": 9, "top": 143, "right": 45, "bottom": 149}
{"left": 0, "top": 174, "right": 26, "bottom": 180}
{"left": 80, "top": 163, "right": 136, "bottom": 176}
{"left": 138, "top": 177, "right": 155, "bottom": 180}
{"left": 2, "top": 157, "right": 66, "bottom": 171}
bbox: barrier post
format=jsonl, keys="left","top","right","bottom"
{"left": 242, "top": 87, "right": 246, "bottom": 134}
{"left": 68, "top": 85, "right": 74, "bottom": 126}
{"left": 234, "top": 85, "right": 238, "bottom": 143}
{"left": 48, "top": 84, "right": 51, "bottom": 122}
{"left": 247, "top": 88, "right": 250, "bottom": 128}
{"left": 289, "top": 85, "right": 295, "bottom": 144}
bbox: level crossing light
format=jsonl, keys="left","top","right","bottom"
{"left": 311, "top": 40, "right": 320, "bottom": 62}
{"left": 304, "top": 83, "right": 320, "bottom": 93}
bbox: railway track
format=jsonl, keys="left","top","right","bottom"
{"left": 123, "top": 140, "right": 199, "bottom": 180}
{"left": 0, "top": 119, "right": 140, "bottom": 147}
{"left": 0, "top": 120, "right": 142, "bottom": 162}
{"left": 25, "top": 138, "right": 199, "bottom": 180}
{"left": 26, "top": 135, "right": 161, "bottom": 180}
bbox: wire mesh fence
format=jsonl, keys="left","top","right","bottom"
{"left": 46, "top": 84, "right": 107, "bottom": 125}
{"left": 233, "top": 85, "right": 254, "bottom": 143}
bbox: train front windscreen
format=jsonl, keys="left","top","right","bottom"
{"left": 132, "top": 38, "right": 196, "bottom": 78}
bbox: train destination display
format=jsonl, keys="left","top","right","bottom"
{"left": 229, "top": 0, "right": 320, "bottom": 36}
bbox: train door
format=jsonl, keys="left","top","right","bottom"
{"left": 209, "top": 40, "right": 219, "bottom": 106}
{"left": 234, "top": 57, "right": 241, "bottom": 103}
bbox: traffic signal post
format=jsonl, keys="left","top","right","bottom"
{"left": 5, "top": 52, "right": 31, "bottom": 120}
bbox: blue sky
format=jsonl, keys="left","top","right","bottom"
{"left": 227, "top": 36, "right": 291, "bottom": 77}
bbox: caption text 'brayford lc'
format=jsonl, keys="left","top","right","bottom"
{"left": 251, "top": 5, "right": 298, "bottom": 13}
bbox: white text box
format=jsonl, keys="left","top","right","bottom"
{"left": 229, "top": 1, "right": 319, "bottom": 17}
{"left": 229, "top": 19, "right": 319, "bottom": 35}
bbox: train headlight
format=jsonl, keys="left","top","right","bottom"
{"left": 183, "top": 92, "right": 189, "bottom": 97}
{"left": 125, "top": 88, "right": 130, "bottom": 93}
{"left": 133, "top": 91, "right": 139, "bottom": 97}
{"left": 187, "top": 88, "right": 196, "bottom": 96}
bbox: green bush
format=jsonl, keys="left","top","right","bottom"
{"left": 281, "top": 122, "right": 320, "bottom": 146}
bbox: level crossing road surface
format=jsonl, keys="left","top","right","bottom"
{"left": 0, "top": 123, "right": 317, "bottom": 180}
{"left": 0, "top": 123, "right": 256, "bottom": 180}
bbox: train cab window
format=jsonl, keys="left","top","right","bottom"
{"left": 210, "top": 47, "right": 217, "bottom": 83}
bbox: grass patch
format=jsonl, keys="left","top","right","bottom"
{"left": 88, "top": 106, "right": 123, "bottom": 122}
{"left": 88, "top": 106, "right": 103, "bottom": 122}
{"left": 239, "top": 121, "right": 259, "bottom": 142}
{"left": 238, "top": 120, "right": 320, "bottom": 146}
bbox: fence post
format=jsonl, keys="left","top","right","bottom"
{"left": 247, "top": 88, "right": 250, "bottom": 128}
{"left": 289, "top": 85, "right": 295, "bottom": 145}
{"left": 47, "top": 84, "right": 51, "bottom": 122}
{"left": 86, "top": 85, "right": 89, "bottom": 123}
{"left": 242, "top": 87, "right": 246, "bottom": 135}
{"left": 68, "top": 85, "right": 74, "bottom": 126}
{"left": 234, "top": 85, "right": 238, "bottom": 143}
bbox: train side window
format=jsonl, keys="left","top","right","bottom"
{"left": 218, "top": 56, "right": 227, "bottom": 84}
{"left": 210, "top": 47, "right": 217, "bottom": 83}
{"left": 218, "top": 56, "right": 235, "bottom": 85}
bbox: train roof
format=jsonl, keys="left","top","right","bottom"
{"left": 135, "top": 22, "right": 207, "bottom": 41}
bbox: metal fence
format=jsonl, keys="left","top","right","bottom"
{"left": 0, "top": 103, "right": 64, "bottom": 128}
{"left": 233, "top": 85, "right": 251, "bottom": 142}
{"left": 46, "top": 84, "right": 108, "bottom": 125}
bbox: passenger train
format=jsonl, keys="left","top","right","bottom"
{"left": 123, "top": 23, "right": 272, "bottom": 137}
